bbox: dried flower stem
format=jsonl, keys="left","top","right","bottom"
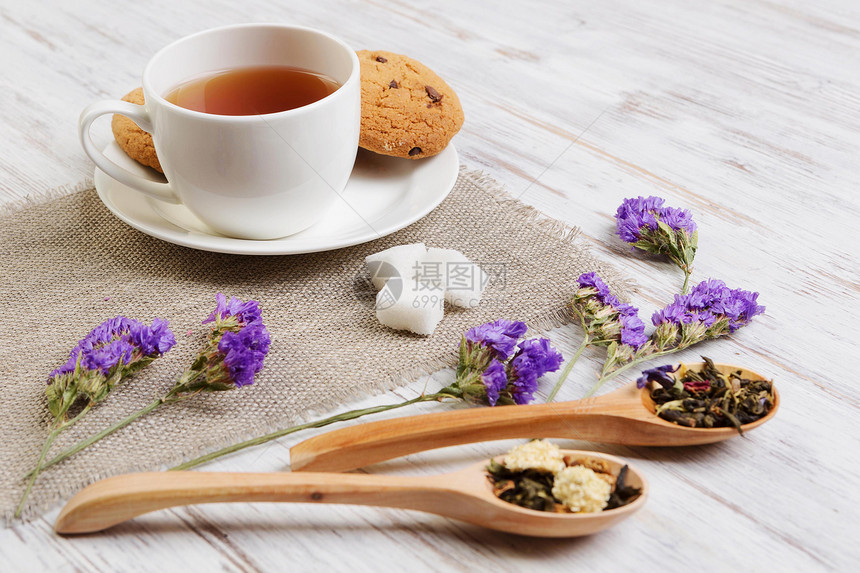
{"left": 583, "top": 349, "right": 680, "bottom": 398}
{"left": 170, "top": 391, "right": 459, "bottom": 471}
{"left": 546, "top": 290, "right": 636, "bottom": 402}
{"left": 25, "top": 397, "right": 173, "bottom": 480}
{"left": 682, "top": 271, "right": 692, "bottom": 295}
{"left": 546, "top": 335, "right": 589, "bottom": 403}
{"left": 28, "top": 362, "right": 237, "bottom": 477}
{"left": 546, "top": 307, "right": 593, "bottom": 403}
{"left": 16, "top": 431, "right": 60, "bottom": 518}
{"left": 26, "top": 385, "right": 203, "bottom": 478}
{"left": 15, "top": 404, "right": 93, "bottom": 517}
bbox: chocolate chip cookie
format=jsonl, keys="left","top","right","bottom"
{"left": 111, "top": 87, "right": 163, "bottom": 173}
{"left": 357, "top": 50, "right": 464, "bottom": 159}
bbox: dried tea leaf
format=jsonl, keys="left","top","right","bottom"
{"left": 650, "top": 356, "right": 775, "bottom": 433}
{"left": 487, "top": 460, "right": 559, "bottom": 512}
{"left": 488, "top": 455, "right": 640, "bottom": 513}
{"left": 605, "top": 465, "right": 642, "bottom": 510}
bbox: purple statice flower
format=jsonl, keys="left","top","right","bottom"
{"left": 600, "top": 283, "right": 763, "bottom": 393}
{"left": 651, "top": 296, "right": 691, "bottom": 326}
{"left": 46, "top": 316, "right": 176, "bottom": 417}
{"left": 652, "top": 279, "right": 765, "bottom": 345}
{"left": 576, "top": 272, "right": 617, "bottom": 306}
{"left": 174, "top": 295, "right": 270, "bottom": 394}
{"left": 615, "top": 196, "right": 665, "bottom": 242}
{"left": 659, "top": 206, "right": 697, "bottom": 236}
{"left": 688, "top": 280, "right": 765, "bottom": 332}
{"left": 637, "top": 364, "right": 679, "bottom": 389}
{"left": 129, "top": 317, "right": 176, "bottom": 355}
{"left": 619, "top": 311, "right": 649, "bottom": 348}
{"left": 454, "top": 321, "right": 563, "bottom": 406}
{"left": 573, "top": 273, "right": 648, "bottom": 350}
{"left": 615, "top": 196, "right": 697, "bottom": 242}
{"left": 49, "top": 317, "right": 176, "bottom": 381}
{"left": 203, "top": 292, "right": 263, "bottom": 326}
{"left": 80, "top": 339, "right": 135, "bottom": 375}
{"left": 217, "top": 321, "right": 271, "bottom": 387}
{"left": 464, "top": 319, "right": 528, "bottom": 361}
{"left": 615, "top": 196, "right": 698, "bottom": 293}
{"left": 509, "top": 338, "right": 564, "bottom": 405}
{"left": 24, "top": 315, "right": 175, "bottom": 518}
{"left": 689, "top": 278, "right": 728, "bottom": 302}
{"left": 481, "top": 359, "right": 508, "bottom": 406}
{"left": 728, "top": 289, "right": 765, "bottom": 330}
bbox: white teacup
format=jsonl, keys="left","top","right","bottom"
{"left": 79, "top": 24, "right": 360, "bottom": 240}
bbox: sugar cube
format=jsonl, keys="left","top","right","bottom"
{"left": 376, "top": 279, "right": 445, "bottom": 335}
{"left": 365, "top": 243, "right": 427, "bottom": 290}
{"left": 419, "top": 247, "right": 489, "bottom": 308}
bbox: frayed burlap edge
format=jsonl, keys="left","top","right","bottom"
{"left": 6, "top": 166, "right": 636, "bottom": 524}
{"left": 0, "top": 179, "right": 93, "bottom": 217}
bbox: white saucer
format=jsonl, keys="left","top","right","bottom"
{"left": 93, "top": 141, "right": 459, "bottom": 255}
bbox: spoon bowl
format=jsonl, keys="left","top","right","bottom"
{"left": 54, "top": 450, "right": 647, "bottom": 537}
{"left": 290, "top": 362, "right": 778, "bottom": 473}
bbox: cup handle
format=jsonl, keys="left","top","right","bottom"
{"left": 79, "top": 100, "right": 181, "bottom": 205}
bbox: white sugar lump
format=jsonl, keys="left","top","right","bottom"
{"left": 375, "top": 279, "right": 444, "bottom": 335}
{"left": 365, "top": 243, "right": 427, "bottom": 290}
{"left": 366, "top": 244, "right": 487, "bottom": 335}
{"left": 419, "top": 247, "right": 489, "bottom": 308}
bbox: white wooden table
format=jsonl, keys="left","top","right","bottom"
{"left": 2, "top": 0, "right": 858, "bottom": 570}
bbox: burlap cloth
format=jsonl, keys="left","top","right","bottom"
{"left": 0, "top": 168, "right": 629, "bottom": 522}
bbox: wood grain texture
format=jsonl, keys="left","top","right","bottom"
{"left": 1, "top": 0, "right": 859, "bottom": 571}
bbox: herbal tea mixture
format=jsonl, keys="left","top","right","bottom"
{"left": 638, "top": 357, "right": 775, "bottom": 432}
{"left": 486, "top": 440, "right": 641, "bottom": 513}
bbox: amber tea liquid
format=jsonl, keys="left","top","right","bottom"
{"left": 165, "top": 65, "right": 341, "bottom": 116}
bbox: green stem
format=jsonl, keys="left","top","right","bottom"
{"left": 15, "top": 404, "right": 95, "bottom": 516}
{"left": 170, "top": 392, "right": 456, "bottom": 471}
{"left": 546, "top": 335, "right": 590, "bottom": 403}
{"left": 583, "top": 349, "right": 681, "bottom": 398}
{"left": 15, "top": 423, "right": 62, "bottom": 518}
{"left": 682, "top": 271, "right": 691, "bottom": 295}
{"left": 31, "top": 397, "right": 169, "bottom": 477}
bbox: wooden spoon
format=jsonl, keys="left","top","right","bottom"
{"left": 54, "top": 450, "right": 647, "bottom": 537}
{"left": 290, "top": 363, "right": 778, "bottom": 473}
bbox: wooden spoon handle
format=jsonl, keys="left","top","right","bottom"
{"left": 55, "top": 471, "right": 447, "bottom": 534}
{"left": 290, "top": 394, "right": 632, "bottom": 473}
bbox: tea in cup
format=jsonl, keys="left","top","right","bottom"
{"left": 79, "top": 24, "right": 361, "bottom": 240}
